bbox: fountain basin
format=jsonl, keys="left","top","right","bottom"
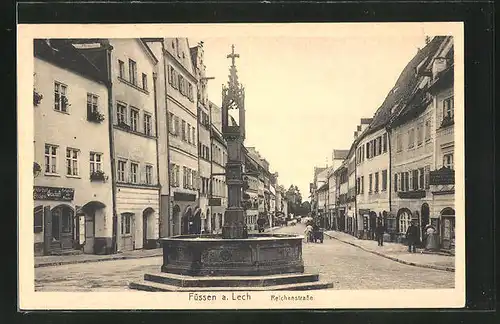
{"left": 160, "top": 233, "right": 305, "bottom": 276}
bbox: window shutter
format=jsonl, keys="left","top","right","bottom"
{"left": 394, "top": 173, "right": 398, "bottom": 192}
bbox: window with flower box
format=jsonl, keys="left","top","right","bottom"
{"left": 54, "top": 82, "right": 68, "bottom": 113}
{"left": 87, "top": 93, "right": 104, "bottom": 123}
{"left": 89, "top": 152, "right": 102, "bottom": 173}
{"left": 44, "top": 144, "right": 58, "bottom": 174}
{"left": 66, "top": 148, "right": 79, "bottom": 176}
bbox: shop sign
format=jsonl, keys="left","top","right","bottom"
{"left": 397, "top": 190, "right": 426, "bottom": 199}
{"left": 208, "top": 198, "right": 222, "bottom": 206}
{"left": 173, "top": 192, "right": 196, "bottom": 202}
{"left": 430, "top": 167, "right": 455, "bottom": 185}
{"left": 358, "top": 208, "right": 370, "bottom": 215}
{"left": 33, "top": 186, "right": 74, "bottom": 201}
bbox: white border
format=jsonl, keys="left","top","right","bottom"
{"left": 18, "top": 22, "right": 465, "bottom": 310}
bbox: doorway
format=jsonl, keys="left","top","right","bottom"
{"left": 172, "top": 205, "right": 180, "bottom": 236}
{"left": 51, "top": 205, "right": 74, "bottom": 250}
{"left": 182, "top": 207, "right": 192, "bottom": 235}
{"left": 142, "top": 207, "right": 154, "bottom": 249}
{"left": 84, "top": 211, "right": 95, "bottom": 254}
{"left": 369, "top": 211, "right": 377, "bottom": 240}
{"left": 421, "top": 203, "right": 430, "bottom": 241}
{"left": 441, "top": 208, "right": 455, "bottom": 250}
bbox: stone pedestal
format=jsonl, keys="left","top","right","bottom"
{"left": 129, "top": 233, "right": 333, "bottom": 291}
{"left": 222, "top": 208, "right": 248, "bottom": 239}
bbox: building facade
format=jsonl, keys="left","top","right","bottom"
{"left": 33, "top": 39, "right": 114, "bottom": 255}
{"left": 209, "top": 101, "right": 227, "bottom": 233}
{"left": 108, "top": 39, "right": 161, "bottom": 251}
{"left": 190, "top": 42, "right": 212, "bottom": 233}
{"left": 164, "top": 38, "right": 200, "bottom": 236}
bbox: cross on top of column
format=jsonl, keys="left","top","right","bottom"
{"left": 227, "top": 44, "right": 240, "bottom": 67}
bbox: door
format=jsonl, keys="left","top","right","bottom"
{"left": 84, "top": 212, "right": 95, "bottom": 254}
{"left": 143, "top": 213, "right": 148, "bottom": 248}
{"left": 120, "top": 213, "right": 134, "bottom": 251}
{"left": 441, "top": 217, "right": 455, "bottom": 250}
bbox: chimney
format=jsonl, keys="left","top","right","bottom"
{"left": 354, "top": 131, "right": 358, "bottom": 140}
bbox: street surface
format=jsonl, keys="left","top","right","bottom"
{"left": 35, "top": 223, "right": 454, "bottom": 291}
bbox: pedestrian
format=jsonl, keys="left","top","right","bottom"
{"left": 375, "top": 220, "right": 385, "bottom": 246}
{"left": 405, "top": 221, "right": 419, "bottom": 253}
{"left": 424, "top": 224, "right": 438, "bottom": 251}
{"left": 304, "top": 223, "right": 313, "bottom": 243}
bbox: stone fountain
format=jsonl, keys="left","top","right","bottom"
{"left": 129, "top": 45, "right": 332, "bottom": 292}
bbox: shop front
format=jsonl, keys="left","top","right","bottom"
{"left": 34, "top": 186, "right": 111, "bottom": 255}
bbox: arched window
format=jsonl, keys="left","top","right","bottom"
{"left": 398, "top": 209, "right": 412, "bottom": 234}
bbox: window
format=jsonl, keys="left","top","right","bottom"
{"left": 398, "top": 211, "right": 411, "bottom": 234}
{"left": 381, "top": 170, "right": 387, "bottom": 191}
{"left": 183, "top": 167, "right": 188, "bottom": 188}
{"left": 117, "top": 160, "right": 126, "bottom": 182}
{"left": 412, "top": 170, "right": 419, "bottom": 190}
{"left": 89, "top": 152, "right": 102, "bottom": 174}
{"left": 417, "top": 123, "right": 423, "bottom": 146}
{"left": 54, "top": 82, "right": 68, "bottom": 112}
{"left": 443, "top": 153, "right": 454, "bottom": 169}
{"left": 188, "top": 83, "right": 194, "bottom": 101}
{"left": 425, "top": 119, "right": 431, "bottom": 142}
{"left": 117, "top": 103, "right": 127, "bottom": 124}
{"left": 374, "top": 172, "right": 379, "bottom": 193}
{"left": 443, "top": 96, "right": 454, "bottom": 120}
{"left": 369, "top": 174, "right": 373, "bottom": 193}
{"left": 118, "top": 60, "right": 125, "bottom": 78}
{"left": 145, "top": 165, "right": 153, "bottom": 184}
{"left": 174, "top": 116, "right": 180, "bottom": 136}
{"left": 361, "top": 176, "right": 364, "bottom": 193}
{"left": 181, "top": 120, "right": 186, "bottom": 141}
{"left": 34, "top": 206, "right": 43, "bottom": 233}
{"left": 408, "top": 129, "right": 415, "bottom": 149}
{"left": 121, "top": 214, "right": 131, "bottom": 235}
{"left": 130, "top": 162, "right": 139, "bottom": 183}
{"left": 377, "top": 137, "right": 382, "bottom": 155}
{"left": 61, "top": 208, "right": 72, "bottom": 233}
{"left": 144, "top": 113, "right": 152, "bottom": 136}
{"left": 382, "top": 133, "right": 388, "bottom": 153}
{"left": 396, "top": 133, "right": 403, "bottom": 152}
{"left": 129, "top": 59, "right": 137, "bottom": 85}
{"left": 142, "top": 73, "right": 148, "bottom": 91}
{"left": 419, "top": 168, "right": 425, "bottom": 189}
{"left": 425, "top": 165, "right": 430, "bottom": 189}
{"left": 130, "top": 108, "right": 139, "bottom": 132}
{"left": 169, "top": 113, "right": 175, "bottom": 134}
{"left": 394, "top": 173, "right": 398, "bottom": 192}
{"left": 187, "top": 124, "right": 191, "bottom": 144}
{"left": 44, "top": 144, "right": 58, "bottom": 174}
{"left": 87, "top": 93, "right": 98, "bottom": 115}
{"left": 191, "top": 127, "right": 196, "bottom": 144}
{"left": 66, "top": 148, "right": 79, "bottom": 176}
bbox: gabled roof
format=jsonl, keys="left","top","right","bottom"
{"left": 34, "top": 39, "right": 108, "bottom": 84}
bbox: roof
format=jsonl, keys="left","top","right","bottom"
{"left": 390, "top": 37, "right": 452, "bottom": 128}
{"left": 314, "top": 167, "right": 327, "bottom": 176}
{"left": 34, "top": 39, "right": 108, "bottom": 84}
{"left": 333, "top": 149, "right": 349, "bottom": 160}
{"left": 317, "top": 183, "right": 329, "bottom": 192}
{"left": 361, "top": 36, "right": 447, "bottom": 138}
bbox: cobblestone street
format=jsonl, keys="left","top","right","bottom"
{"left": 35, "top": 224, "right": 454, "bottom": 291}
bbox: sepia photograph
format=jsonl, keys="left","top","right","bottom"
{"left": 18, "top": 22, "right": 464, "bottom": 310}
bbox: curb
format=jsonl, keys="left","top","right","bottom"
{"left": 323, "top": 232, "right": 455, "bottom": 273}
{"left": 36, "top": 227, "right": 284, "bottom": 268}
{"left": 35, "top": 252, "right": 163, "bottom": 268}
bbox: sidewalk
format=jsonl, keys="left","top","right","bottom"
{"left": 35, "top": 226, "right": 282, "bottom": 268}
{"left": 324, "top": 230, "right": 455, "bottom": 272}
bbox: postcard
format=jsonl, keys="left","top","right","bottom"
{"left": 18, "top": 22, "right": 464, "bottom": 310}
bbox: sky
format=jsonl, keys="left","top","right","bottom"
{"left": 190, "top": 32, "right": 428, "bottom": 200}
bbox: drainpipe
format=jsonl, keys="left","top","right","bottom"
{"left": 152, "top": 71, "right": 161, "bottom": 244}
{"left": 208, "top": 102, "right": 214, "bottom": 232}
{"left": 105, "top": 44, "right": 118, "bottom": 254}
{"left": 161, "top": 41, "right": 173, "bottom": 238}
{"left": 385, "top": 125, "right": 392, "bottom": 226}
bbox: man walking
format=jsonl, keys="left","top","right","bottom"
{"left": 405, "top": 221, "right": 419, "bottom": 253}
{"left": 375, "top": 220, "right": 385, "bottom": 246}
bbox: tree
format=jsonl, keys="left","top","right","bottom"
{"left": 285, "top": 184, "right": 303, "bottom": 216}
{"left": 300, "top": 201, "right": 311, "bottom": 215}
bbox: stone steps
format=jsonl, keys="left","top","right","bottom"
{"left": 129, "top": 277, "right": 333, "bottom": 292}
{"left": 143, "top": 272, "right": 320, "bottom": 288}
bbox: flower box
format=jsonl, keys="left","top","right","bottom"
{"left": 33, "top": 90, "right": 43, "bottom": 106}
{"left": 88, "top": 110, "right": 106, "bottom": 123}
{"left": 90, "top": 170, "right": 107, "bottom": 182}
